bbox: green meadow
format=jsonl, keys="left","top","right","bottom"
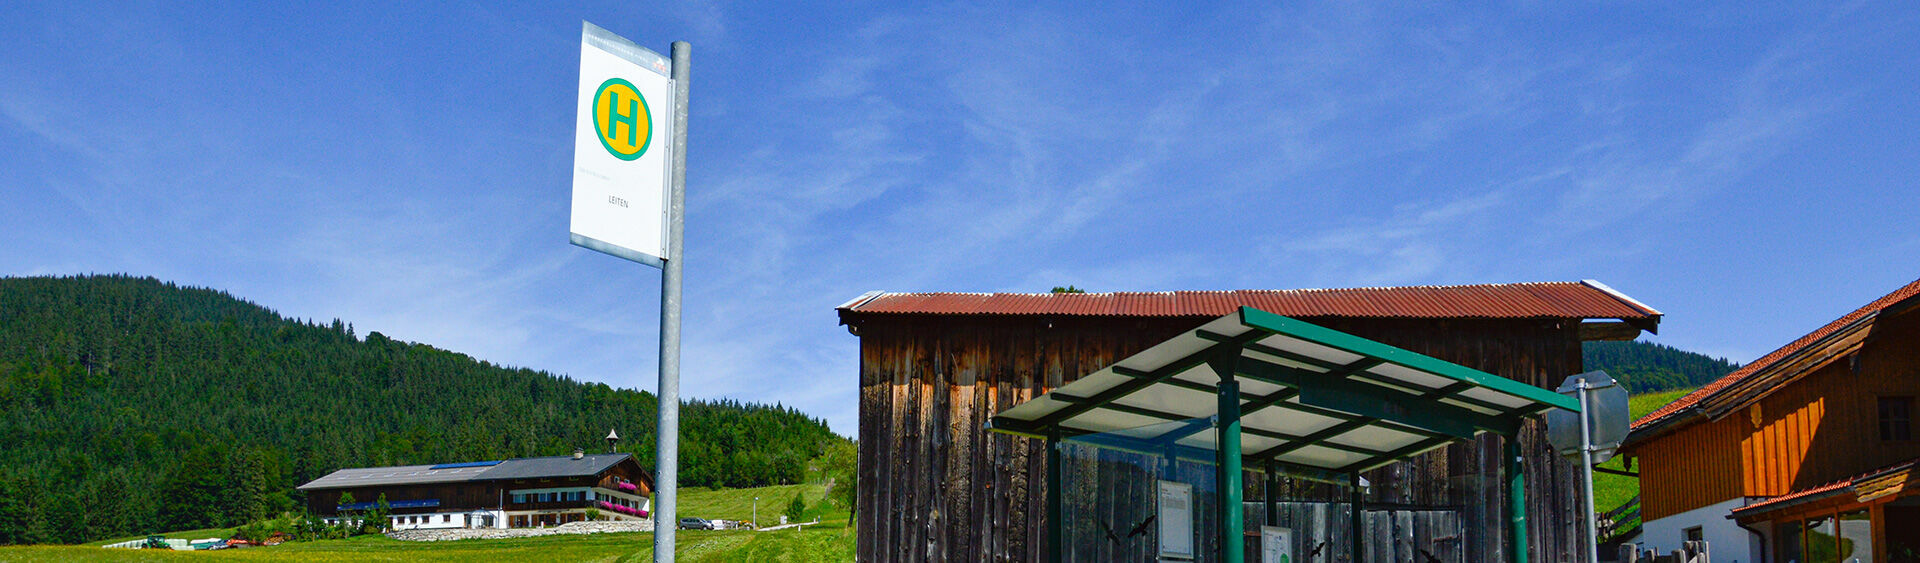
{"left": 5, "top": 484, "right": 852, "bottom": 563}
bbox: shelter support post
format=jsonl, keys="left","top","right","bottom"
{"left": 1507, "top": 436, "right": 1528, "bottom": 563}
{"left": 1350, "top": 472, "right": 1363, "bottom": 562}
{"left": 1264, "top": 461, "right": 1277, "bottom": 526}
{"left": 1047, "top": 430, "right": 1063, "bottom": 563}
{"left": 1217, "top": 378, "right": 1245, "bottom": 563}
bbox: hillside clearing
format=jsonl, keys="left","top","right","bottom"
{"left": 1592, "top": 388, "right": 1693, "bottom": 514}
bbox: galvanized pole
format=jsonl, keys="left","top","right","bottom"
{"left": 1577, "top": 377, "right": 1600, "bottom": 563}
{"left": 653, "top": 40, "right": 690, "bottom": 563}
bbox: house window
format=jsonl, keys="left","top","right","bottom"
{"left": 443, "top": 514, "right": 451, "bottom": 523}
{"left": 1840, "top": 509, "right": 1873, "bottom": 562}
{"left": 1880, "top": 396, "right": 1913, "bottom": 440}
{"left": 1683, "top": 526, "right": 1702, "bottom": 543}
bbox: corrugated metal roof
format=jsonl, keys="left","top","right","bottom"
{"left": 297, "top": 453, "right": 643, "bottom": 491}
{"left": 839, "top": 281, "right": 1660, "bottom": 321}
{"left": 1632, "top": 277, "right": 1920, "bottom": 432}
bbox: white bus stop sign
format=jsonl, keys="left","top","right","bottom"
{"left": 569, "top": 22, "right": 675, "bottom": 267}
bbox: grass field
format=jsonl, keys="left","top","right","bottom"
{"left": 1590, "top": 388, "right": 1693, "bottom": 515}
{"left": 7, "top": 484, "right": 853, "bottom": 562}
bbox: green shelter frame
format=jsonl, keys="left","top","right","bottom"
{"left": 986, "top": 307, "right": 1580, "bottom": 563}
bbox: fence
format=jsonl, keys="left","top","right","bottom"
{"left": 1617, "top": 540, "right": 1708, "bottom": 563}
{"left": 1598, "top": 496, "right": 1641, "bottom": 544}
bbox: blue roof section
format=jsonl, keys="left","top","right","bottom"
{"left": 430, "top": 460, "right": 503, "bottom": 469}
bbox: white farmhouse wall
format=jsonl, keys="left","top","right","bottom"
{"left": 1639, "top": 497, "right": 1765, "bottom": 563}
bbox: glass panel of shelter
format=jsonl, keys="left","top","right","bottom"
{"left": 1057, "top": 417, "right": 1480, "bottom": 563}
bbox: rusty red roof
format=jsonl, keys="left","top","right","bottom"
{"left": 838, "top": 280, "right": 1660, "bottom": 321}
{"left": 1632, "top": 277, "right": 1920, "bottom": 433}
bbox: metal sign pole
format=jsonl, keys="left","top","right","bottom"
{"left": 1576, "top": 377, "right": 1599, "bottom": 563}
{"left": 653, "top": 40, "right": 690, "bottom": 563}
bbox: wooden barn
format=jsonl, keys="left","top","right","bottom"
{"left": 838, "top": 281, "right": 1662, "bottom": 562}
{"left": 1621, "top": 276, "right": 1920, "bottom": 562}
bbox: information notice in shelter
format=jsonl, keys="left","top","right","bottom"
{"left": 568, "top": 21, "right": 675, "bottom": 267}
{"left": 1261, "top": 526, "right": 1294, "bottom": 563}
{"left": 1157, "top": 480, "right": 1194, "bottom": 559}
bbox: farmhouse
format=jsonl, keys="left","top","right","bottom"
{"left": 1621, "top": 277, "right": 1920, "bottom": 562}
{"left": 839, "top": 281, "right": 1661, "bottom": 562}
{"left": 297, "top": 449, "right": 654, "bottom": 530}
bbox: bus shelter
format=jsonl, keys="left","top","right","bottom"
{"left": 986, "top": 307, "right": 1579, "bottom": 562}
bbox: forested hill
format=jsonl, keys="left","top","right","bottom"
{"left": 1583, "top": 339, "right": 1741, "bottom": 394}
{"left": 0, "top": 274, "right": 846, "bottom": 544}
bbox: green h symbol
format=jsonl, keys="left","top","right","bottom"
{"left": 606, "top": 92, "right": 640, "bottom": 146}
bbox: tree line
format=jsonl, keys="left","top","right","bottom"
{"left": 0, "top": 274, "right": 848, "bottom": 544}
{"left": 1582, "top": 339, "right": 1741, "bottom": 394}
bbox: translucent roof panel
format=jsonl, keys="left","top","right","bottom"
{"left": 987, "top": 307, "right": 1579, "bottom": 476}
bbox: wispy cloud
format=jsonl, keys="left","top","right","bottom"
{"left": 4, "top": 2, "right": 1911, "bottom": 436}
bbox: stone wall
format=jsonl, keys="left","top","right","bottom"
{"left": 388, "top": 520, "right": 653, "bottom": 542}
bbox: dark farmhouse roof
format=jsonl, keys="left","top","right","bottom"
{"left": 297, "top": 453, "right": 645, "bottom": 491}
{"left": 472, "top": 453, "right": 634, "bottom": 481}
{"left": 839, "top": 280, "right": 1660, "bottom": 327}
{"left": 1626, "top": 277, "right": 1920, "bottom": 446}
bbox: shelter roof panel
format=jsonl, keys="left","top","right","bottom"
{"left": 1458, "top": 387, "right": 1533, "bottom": 409}
{"left": 1114, "top": 387, "right": 1217, "bottom": 420}
{"left": 1257, "top": 333, "right": 1364, "bottom": 366}
{"left": 1242, "top": 405, "right": 1345, "bottom": 435}
{"left": 1370, "top": 363, "right": 1453, "bottom": 391}
{"left": 1330, "top": 426, "right": 1425, "bottom": 451}
{"left": 1440, "top": 397, "right": 1508, "bottom": 416}
{"left": 1279, "top": 445, "right": 1370, "bottom": 469}
{"left": 1070, "top": 409, "right": 1168, "bottom": 433}
{"left": 1232, "top": 378, "right": 1288, "bottom": 399}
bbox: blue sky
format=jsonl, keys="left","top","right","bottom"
{"left": 5, "top": 2, "right": 1919, "bottom": 435}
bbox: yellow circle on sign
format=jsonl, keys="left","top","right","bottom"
{"left": 593, "top": 78, "right": 651, "bottom": 161}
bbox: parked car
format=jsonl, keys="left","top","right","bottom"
{"left": 678, "top": 517, "right": 714, "bottom": 530}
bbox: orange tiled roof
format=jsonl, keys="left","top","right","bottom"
{"left": 1632, "top": 277, "right": 1920, "bottom": 432}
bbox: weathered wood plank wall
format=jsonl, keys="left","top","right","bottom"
{"left": 850, "top": 314, "right": 1589, "bottom": 562}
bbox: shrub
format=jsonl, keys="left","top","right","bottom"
{"left": 784, "top": 491, "right": 807, "bottom": 522}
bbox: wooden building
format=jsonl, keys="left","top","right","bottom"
{"left": 838, "top": 281, "right": 1662, "bottom": 562}
{"left": 1621, "top": 277, "right": 1920, "bottom": 562}
{"left": 297, "top": 450, "right": 654, "bottom": 530}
